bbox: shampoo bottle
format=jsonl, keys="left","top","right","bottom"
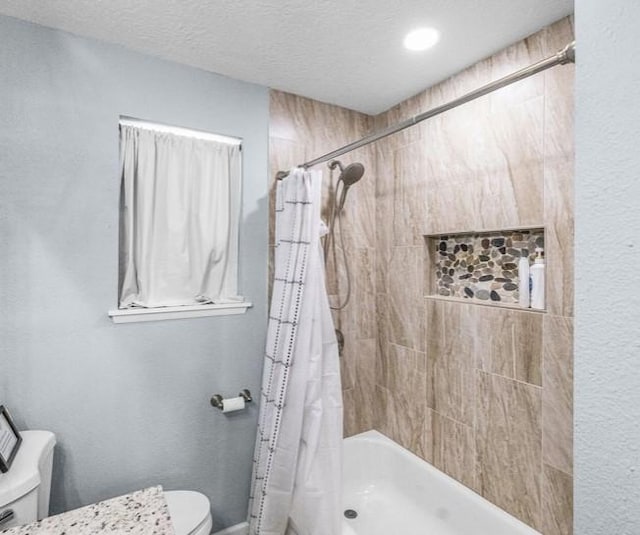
{"left": 518, "top": 254, "right": 530, "bottom": 308}
{"left": 530, "top": 248, "right": 545, "bottom": 310}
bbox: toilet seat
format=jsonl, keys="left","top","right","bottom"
{"left": 165, "top": 490, "right": 213, "bottom": 535}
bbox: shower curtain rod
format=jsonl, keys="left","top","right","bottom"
{"left": 276, "top": 41, "right": 575, "bottom": 180}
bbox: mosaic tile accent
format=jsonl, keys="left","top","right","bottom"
{"left": 432, "top": 229, "right": 544, "bottom": 304}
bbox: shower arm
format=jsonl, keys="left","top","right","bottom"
{"left": 276, "top": 41, "right": 575, "bottom": 180}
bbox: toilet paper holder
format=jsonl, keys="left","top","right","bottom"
{"left": 210, "top": 389, "right": 252, "bottom": 411}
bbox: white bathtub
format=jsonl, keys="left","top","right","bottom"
{"left": 342, "top": 430, "right": 540, "bottom": 535}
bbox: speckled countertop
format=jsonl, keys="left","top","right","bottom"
{"left": 1, "top": 486, "right": 174, "bottom": 535}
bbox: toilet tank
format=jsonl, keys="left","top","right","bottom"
{"left": 0, "top": 431, "right": 56, "bottom": 530}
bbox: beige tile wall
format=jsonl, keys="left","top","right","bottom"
{"left": 268, "top": 90, "right": 378, "bottom": 437}
{"left": 374, "top": 18, "right": 574, "bottom": 534}
{"left": 268, "top": 16, "right": 573, "bottom": 535}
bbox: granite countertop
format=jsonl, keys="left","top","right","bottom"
{"left": 2, "top": 486, "right": 174, "bottom": 535}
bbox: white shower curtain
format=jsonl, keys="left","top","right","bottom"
{"left": 248, "top": 169, "right": 343, "bottom": 535}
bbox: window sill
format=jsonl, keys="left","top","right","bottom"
{"left": 108, "top": 301, "right": 252, "bottom": 323}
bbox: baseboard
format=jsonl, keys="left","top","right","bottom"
{"left": 212, "top": 521, "right": 249, "bottom": 535}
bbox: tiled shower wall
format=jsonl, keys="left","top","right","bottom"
{"left": 269, "top": 16, "right": 573, "bottom": 535}
{"left": 269, "top": 91, "right": 379, "bottom": 436}
{"left": 374, "top": 18, "right": 574, "bottom": 534}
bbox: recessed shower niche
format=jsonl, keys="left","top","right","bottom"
{"left": 426, "top": 228, "right": 545, "bottom": 309}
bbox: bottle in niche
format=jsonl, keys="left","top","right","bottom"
{"left": 530, "top": 247, "right": 545, "bottom": 310}
{"left": 518, "top": 254, "right": 530, "bottom": 308}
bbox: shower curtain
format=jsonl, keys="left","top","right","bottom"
{"left": 248, "top": 168, "right": 343, "bottom": 535}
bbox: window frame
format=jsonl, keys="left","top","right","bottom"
{"left": 109, "top": 117, "right": 250, "bottom": 323}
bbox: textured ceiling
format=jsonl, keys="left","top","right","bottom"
{"left": 0, "top": 0, "right": 573, "bottom": 114}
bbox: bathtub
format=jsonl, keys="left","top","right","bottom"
{"left": 342, "top": 430, "right": 540, "bottom": 535}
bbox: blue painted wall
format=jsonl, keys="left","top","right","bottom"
{"left": 0, "top": 15, "right": 268, "bottom": 531}
{"left": 575, "top": 1, "right": 640, "bottom": 533}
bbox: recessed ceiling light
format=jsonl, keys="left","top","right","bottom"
{"left": 403, "top": 27, "right": 440, "bottom": 51}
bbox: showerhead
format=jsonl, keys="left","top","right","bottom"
{"left": 340, "top": 162, "right": 365, "bottom": 187}
{"left": 329, "top": 160, "right": 365, "bottom": 187}
{"left": 328, "top": 160, "right": 365, "bottom": 212}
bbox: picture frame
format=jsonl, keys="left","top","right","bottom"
{"left": 0, "top": 406, "right": 22, "bottom": 473}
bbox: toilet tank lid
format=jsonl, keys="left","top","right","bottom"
{"left": 0, "top": 430, "right": 56, "bottom": 507}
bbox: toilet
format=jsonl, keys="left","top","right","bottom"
{"left": 165, "top": 489, "right": 213, "bottom": 535}
{"left": 0, "top": 431, "right": 213, "bottom": 535}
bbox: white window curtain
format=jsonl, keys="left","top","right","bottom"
{"left": 118, "top": 122, "right": 242, "bottom": 308}
{"left": 248, "top": 169, "right": 343, "bottom": 535}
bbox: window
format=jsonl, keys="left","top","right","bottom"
{"left": 109, "top": 117, "right": 250, "bottom": 323}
